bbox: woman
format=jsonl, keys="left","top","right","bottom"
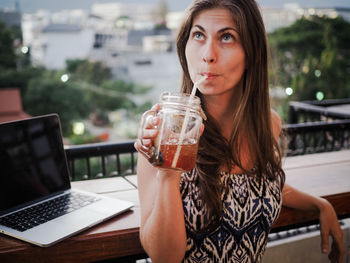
{"left": 134, "top": 0, "right": 344, "bottom": 262}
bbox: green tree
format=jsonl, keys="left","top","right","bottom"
{"left": 23, "top": 71, "right": 91, "bottom": 135}
{"left": 0, "top": 66, "right": 44, "bottom": 92}
{"left": 269, "top": 15, "right": 350, "bottom": 101}
{"left": 0, "top": 22, "right": 152, "bottom": 138}
{"left": 66, "top": 59, "right": 112, "bottom": 85}
{"left": 81, "top": 79, "right": 152, "bottom": 113}
{"left": 0, "top": 19, "right": 17, "bottom": 70}
{"left": 0, "top": 20, "right": 41, "bottom": 94}
{"left": 65, "top": 59, "right": 152, "bottom": 112}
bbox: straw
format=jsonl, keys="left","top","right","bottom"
{"left": 171, "top": 76, "right": 207, "bottom": 168}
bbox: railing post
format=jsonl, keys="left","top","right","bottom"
{"left": 101, "top": 155, "right": 106, "bottom": 177}
{"left": 86, "top": 158, "right": 91, "bottom": 179}
{"left": 70, "top": 160, "right": 75, "bottom": 181}
{"left": 131, "top": 152, "right": 135, "bottom": 174}
{"left": 116, "top": 154, "right": 121, "bottom": 175}
{"left": 288, "top": 104, "right": 298, "bottom": 124}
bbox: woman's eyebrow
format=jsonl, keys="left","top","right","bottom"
{"left": 218, "top": 27, "right": 237, "bottom": 33}
{"left": 192, "top": 25, "right": 237, "bottom": 33}
{"left": 192, "top": 24, "right": 205, "bottom": 31}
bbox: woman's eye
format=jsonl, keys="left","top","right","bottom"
{"left": 193, "top": 32, "right": 204, "bottom": 40}
{"left": 222, "top": 33, "right": 234, "bottom": 43}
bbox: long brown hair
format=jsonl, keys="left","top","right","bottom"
{"left": 176, "top": 0, "right": 285, "bottom": 231}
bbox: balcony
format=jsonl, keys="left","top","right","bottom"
{"left": 62, "top": 99, "right": 350, "bottom": 262}
{"left": 1, "top": 99, "right": 349, "bottom": 262}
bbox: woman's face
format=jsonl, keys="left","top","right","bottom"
{"left": 185, "top": 8, "right": 246, "bottom": 97}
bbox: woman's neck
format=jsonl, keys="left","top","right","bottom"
{"left": 202, "top": 90, "right": 241, "bottom": 140}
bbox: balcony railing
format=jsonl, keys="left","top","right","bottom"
{"left": 65, "top": 141, "right": 137, "bottom": 181}
{"left": 63, "top": 98, "right": 350, "bottom": 180}
{"left": 64, "top": 121, "right": 350, "bottom": 181}
{"left": 284, "top": 98, "right": 350, "bottom": 155}
{"left": 282, "top": 119, "right": 350, "bottom": 156}
{"left": 288, "top": 98, "right": 350, "bottom": 123}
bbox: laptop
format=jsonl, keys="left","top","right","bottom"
{"left": 0, "top": 114, "right": 134, "bottom": 247}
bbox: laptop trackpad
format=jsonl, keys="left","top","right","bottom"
{"left": 58, "top": 208, "right": 104, "bottom": 230}
{"left": 88, "top": 198, "right": 132, "bottom": 215}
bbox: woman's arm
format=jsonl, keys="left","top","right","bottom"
{"left": 137, "top": 156, "right": 187, "bottom": 263}
{"left": 282, "top": 183, "right": 344, "bottom": 263}
{"left": 135, "top": 105, "right": 187, "bottom": 263}
{"left": 271, "top": 109, "right": 344, "bottom": 262}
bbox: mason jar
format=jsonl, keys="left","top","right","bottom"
{"left": 139, "top": 92, "right": 204, "bottom": 172}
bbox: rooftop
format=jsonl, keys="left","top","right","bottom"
{"left": 0, "top": 88, "right": 30, "bottom": 123}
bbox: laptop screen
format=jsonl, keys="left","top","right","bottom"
{"left": 0, "top": 114, "right": 71, "bottom": 215}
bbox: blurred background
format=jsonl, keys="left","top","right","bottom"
{"left": 0, "top": 0, "right": 349, "bottom": 144}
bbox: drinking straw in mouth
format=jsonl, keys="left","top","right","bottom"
{"left": 171, "top": 75, "right": 207, "bottom": 168}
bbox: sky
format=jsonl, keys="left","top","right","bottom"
{"left": 1, "top": 0, "right": 350, "bottom": 13}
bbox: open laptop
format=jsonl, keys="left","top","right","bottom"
{"left": 0, "top": 114, "right": 134, "bottom": 247}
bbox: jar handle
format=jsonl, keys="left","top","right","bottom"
{"left": 138, "top": 109, "right": 158, "bottom": 159}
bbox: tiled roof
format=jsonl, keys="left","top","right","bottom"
{"left": 0, "top": 88, "right": 30, "bottom": 123}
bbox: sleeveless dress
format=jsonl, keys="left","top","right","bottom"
{"left": 180, "top": 168, "right": 282, "bottom": 263}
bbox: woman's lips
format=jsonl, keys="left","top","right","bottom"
{"left": 201, "top": 73, "right": 219, "bottom": 80}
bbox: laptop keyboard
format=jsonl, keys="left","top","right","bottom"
{"left": 0, "top": 192, "right": 100, "bottom": 232}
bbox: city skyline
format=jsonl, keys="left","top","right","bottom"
{"left": 1, "top": 0, "right": 350, "bottom": 13}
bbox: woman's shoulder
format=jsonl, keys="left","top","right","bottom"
{"left": 271, "top": 109, "right": 282, "bottom": 140}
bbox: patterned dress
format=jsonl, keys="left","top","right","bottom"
{"left": 180, "top": 168, "right": 282, "bottom": 263}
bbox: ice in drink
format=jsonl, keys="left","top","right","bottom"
{"left": 151, "top": 141, "right": 198, "bottom": 172}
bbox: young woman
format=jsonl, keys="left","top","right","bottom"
{"left": 134, "top": 0, "right": 344, "bottom": 262}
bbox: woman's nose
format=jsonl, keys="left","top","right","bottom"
{"left": 202, "top": 40, "right": 217, "bottom": 63}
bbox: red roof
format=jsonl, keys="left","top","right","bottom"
{"left": 0, "top": 88, "right": 31, "bottom": 123}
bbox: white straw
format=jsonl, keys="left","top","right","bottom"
{"left": 171, "top": 76, "right": 206, "bottom": 168}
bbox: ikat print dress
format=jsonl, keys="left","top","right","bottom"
{"left": 180, "top": 168, "right": 282, "bottom": 263}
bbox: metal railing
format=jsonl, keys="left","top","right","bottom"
{"left": 64, "top": 141, "right": 137, "bottom": 181}
{"left": 64, "top": 120, "right": 350, "bottom": 181}
{"left": 288, "top": 98, "right": 350, "bottom": 123}
{"left": 281, "top": 119, "right": 350, "bottom": 156}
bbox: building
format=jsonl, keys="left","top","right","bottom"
{"left": 0, "top": 0, "right": 21, "bottom": 28}
{"left": 0, "top": 9, "right": 21, "bottom": 28}
{"left": 261, "top": 4, "right": 302, "bottom": 33}
{"left": 111, "top": 50, "right": 182, "bottom": 103}
{"left": 302, "top": 6, "right": 350, "bottom": 21}
{"left": 91, "top": 2, "right": 155, "bottom": 29}
{"left": 261, "top": 4, "right": 350, "bottom": 33}
{"left": 30, "top": 23, "right": 94, "bottom": 69}
{"left": 20, "top": 2, "right": 350, "bottom": 99}
{"left": 166, "top": 11, "right": 185, "bottom": 30}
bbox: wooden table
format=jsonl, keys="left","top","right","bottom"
{"left": 273, "top": 150, "right": 350, "bottom": 230}
{"left": 1, "top": 150, "right": 349, "bottom": 263}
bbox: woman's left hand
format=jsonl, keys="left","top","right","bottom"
{"left": 282, "top": 184, "right": 345, "bottom": 263}
{"left": 319, "top": 198, "right": 344, "bottom": 263}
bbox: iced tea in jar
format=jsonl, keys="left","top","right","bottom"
{"left": 140, "top": 92, "right": 203, "bottom": 172}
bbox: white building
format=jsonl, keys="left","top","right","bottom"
{"left": 112, "top": 50, "right": 182, "bottom": 103}
{"left": 21, "top": 2, "right": 164, "bottom": 70}
{"left": 21, "top": 2, "right": 350, "bottom": 88}
{"left": 38, "top": 24, "right": 94, "bottom": 69}
{"left": 301, "top": 7, "right": 350, "bottom": 21}
{"left": 22, "top": 10, "right": 95, "bottom": 69}
{"left": 91, "top": 2, "right": 155, "bottom": 29}
{"left": 166, "top": 11, "right": 185, "bottom": 31}
{"left": 261, "top": 4, "right": 350, "bottom": 33}
{"left": 261, "top": 4, "right": 302, "bottom": 33}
